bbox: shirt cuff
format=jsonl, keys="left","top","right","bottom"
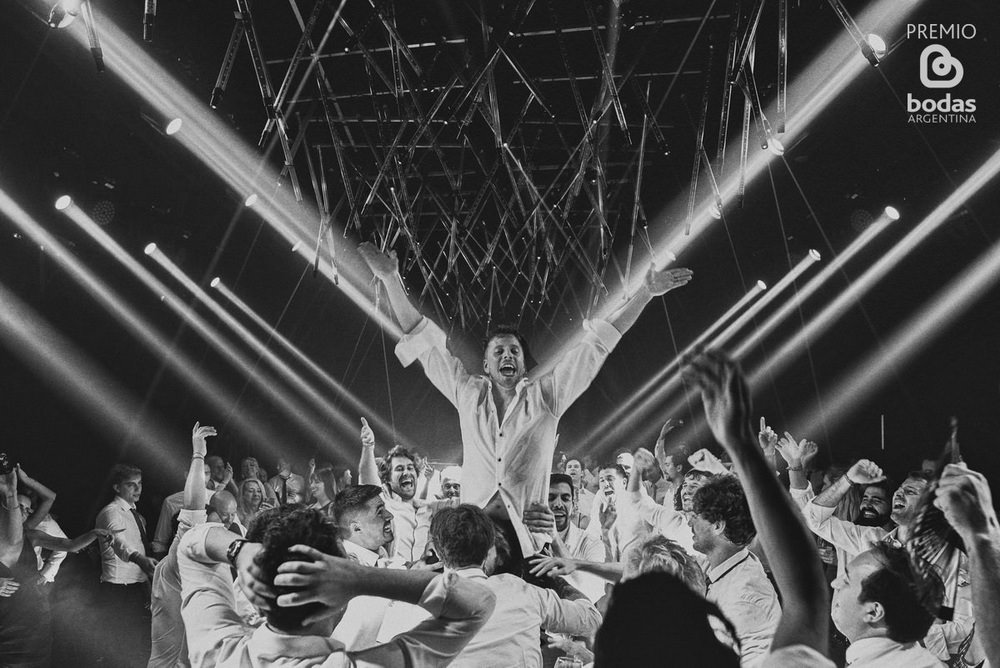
{"left": 395, "top": 318, "right": 446, "bottom": 367}
{"left": 583, "top": 319, "right": 623, "bottom": 352}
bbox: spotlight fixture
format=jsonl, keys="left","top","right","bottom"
{"left": 47, "top": 0, "right": 81, "bottom": 28}
{"left": 164, "top": 118, "right": 183, "bottom": 135}
{"left": 141, "top": 111, "right": 183, "bottom": 137}
{"left": 884, "top": 205, "right": 901, "bottom": 220}
{"left": 809, "top": 249, "right": 822, "bottom": 261}
{"left": 291, "top": 240, "right": 302, "bottom": 253}
{"left": 766, "top": 136, "right": 786, "bottom": 156}
{"left": 54, "top": 195, "right": 73, "bottom": 211}
{"left": 866, "top": 34, "right": 888, "bottom": 59}
{"left": 756, "top": 280, "right": 768, "bottom": 290}
{"left": 210, "top": 277, "right": 221, "bottom": 288}
{"left": 709, "top": 202, "right": 723, "bottom": 220}
{"left": 144, "top": 242, "right": 157, "bottom": 256}
{"left": 244, "top": 193, "right": 259, "bottom": 208}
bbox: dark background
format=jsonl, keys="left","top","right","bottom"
{"left": 0, "top": 0, "right": 998, "bottom": 540}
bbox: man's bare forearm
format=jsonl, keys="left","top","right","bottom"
{"left": 379, "top": 274, "right": 423, "bottom": 334}
{"left": 968, "top": 531, "right": 1000, "bottom": 665}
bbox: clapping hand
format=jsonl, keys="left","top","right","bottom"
{"left": 846, "top": 459, "right": 886, "bottom": 485}
{"left": 358, "top": 242, "right": 399, "bottom": 282}
{"left": 775, "top": 431, "right": 818, "bottom": 469}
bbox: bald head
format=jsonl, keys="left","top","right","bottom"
{"left": 210, "top": 491, "right": 238, "bottom": 526}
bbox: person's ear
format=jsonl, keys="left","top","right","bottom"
{"left": 863, "top": 600, "right": 885, "bottom": 625}
{"left": 351, "top": 520, "right": 361, "bottom": 534}
{"left": 483, "top": 358, "right": 489, "bottom": 374}
{"left": 712, "top": 519, "right": 727, "bottom": 536}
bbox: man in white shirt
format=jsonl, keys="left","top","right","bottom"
{"left": 95, "top": 463, "right": 159, "bottom": 667}
{"left": 690, "top": 474, "right": 780, "bottom": 667}
{"left": 330, "top": 484, "right": 404, "bottom": 649}
{"left": 562, "top": 459, "right": 594, "bottom": 529}
{"left": 546, "top": 473, "right": 606, "bottom": 601}
{"left": 177, "top": 505, "right": 496, "bottom": 668}
{"left": 832, "top": 544, "right": 944, "bottom": 667}
{"left": 431, "top": 504, "right": 601, "bottom": 668}
{"left": 358, "top": 242, "right": 692, "bottom": 567}
{"left": 267, "top": 457, "right": 306, "bottom": 505}
{"left": 799, "top": 460, "right": 975, "bottom": 660}
{"left": 149, "top": 422, "right": 216, "bottom": 668}
{"left": 151, "top": 461, "right": 221, "bottom": 555}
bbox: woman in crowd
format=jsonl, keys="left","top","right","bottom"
{"left": 307, "top": 461, "right": 338, "bottom": 517}
{"left": 236, "top": 478, "right": 271, "bottom": 527}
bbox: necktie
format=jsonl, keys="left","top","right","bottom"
{"left": 280, "top": 477, "right": 288, "bottom": 504}
{"left": 130, "top": 508, "right": 151, "bottom": 555}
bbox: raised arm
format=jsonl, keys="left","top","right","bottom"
{"left": 685, "top": 350, "right": 828, "bottom": 656}
{"left": 603, "top": 264, "right": 692, "bottom": 336}
{"left": 812, "top": 459, "right": 884, "bottom": 508}
{"left": 358, "top": 242, "right": 423, "bottom": 333}
{"left": 14, "top": 466, "right": 56, "bottom": 530}
{"left": 936, "top": 463, "right": 1000, "bottom": 667}
{"left": 529, "top": 555, "right": 625, "bottom": 582}
{"left": 187, "top": 423, "right": 216, "bottom": 510}
{"left": 359, "top": 418, "right": 380, "bottom": 486}
{"left": 774, "top": 431, "right": 819, "bottom": 493}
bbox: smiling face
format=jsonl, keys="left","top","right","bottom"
{"left": 857, "top": 486, "right": 890, "bottom": 525}
{"left": 352, "top": 496, "right": 395, "bottom": 550}
{"left": 483, "top": 334, "right": 526, "bottom": 389}
{"left": 890, "top": 476, "right": 928, "bottom": 526}
{"left": 241, "top": 480, "right": 263, "bottom": 508}
{"left": 548, "top": 481, "right": 574, "bottom": 533}
{"left": 680, "top": 472, "right": 710, "bottom": 512}
{"left": 17, "top": 494, "right": 33, "bottom": 523}
{"left": 114, "top": 475, "right": 143, "bottom": 506}
{"left": 240, "top": 458, "right": 259, "bottom": 480}
{"left": 389, "top": 456, "right": 417, "bottom": 500}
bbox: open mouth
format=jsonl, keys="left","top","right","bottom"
{"left": 499, "top": 361, "right": 517, "bottom": 377}
{"left": 859, "top": 508, "right": 877, "bottom": 517}
{"left": 399, "top": 476, "right": 415, "bottom": 489}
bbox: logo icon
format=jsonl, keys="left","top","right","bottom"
{"left": 920, "top": 44, "right": 964, "bottom": 88}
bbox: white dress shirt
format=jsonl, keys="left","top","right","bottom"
{"left": 560, "top": 522, "right": 608, "bottom": 603}
{"left": 396, "top": 317, "right": 621, "bottom": 557}
{"left": 96, "top": 495, "right": 148, "bottom": 584}
{"left": 382, "top": 494, "right": 431, "bottom": 565}
{"left": 149, "top": 507, "right": 206, "bottom": 668}
{"left": 844, "top": 637, "right": 945, "bottom": 667}
{"left": 705, "top": 548, "right": 781, "bottom": 668}
{"left": 33, "top": 515, "right": 68, "bottom": 583}
{"left": 332, "top": 540, "right": 402, "bottom": 651}
{"left": 762, "top": 644, "right": 836, "bottom": 667}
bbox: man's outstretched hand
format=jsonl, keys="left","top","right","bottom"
{"left": 683, "top": 350, "right": 753, "bottom": 451}
{"left": 646, "top": 265, "right": 693, "bottom": 296}
{"left": 358, "top": 242, "right": 399, "bottom": 281}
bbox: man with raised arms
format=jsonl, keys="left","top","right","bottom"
{"left": 358, "top": 242, "right": 692, "bottom": 566}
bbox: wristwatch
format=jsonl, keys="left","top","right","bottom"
{"left": 226, "top": 538, "right": 249, "bottom": 568}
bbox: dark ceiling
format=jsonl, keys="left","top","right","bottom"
{"left": 0, "top": 0, "right": 998, "bottom": 528}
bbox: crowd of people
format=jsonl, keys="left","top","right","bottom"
{"left": 0, "top": 245, "right": 998, "bottom": 668}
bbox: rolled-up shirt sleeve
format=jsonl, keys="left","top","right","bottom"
{"left": 803, "top": 501, "right": 882, "bottom": 556}
{"left": 395, "top": 318, "right": 471, "bottom": 408}
{"left": 386, "top": 571, "right": 496, "bottom": 666}
{"left": 534, "top": 587, "right": 602, "bottom": 637}
{"left": 541, "top": 319, "right": 622, "bottom": 417}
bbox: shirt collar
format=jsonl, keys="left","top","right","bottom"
{"left": 706, "top": 547, "right": 751, "bottom": 584}
{"left": 452, "top": 567, "right": 487, "bottom": 580}
{"left": 113, "top": 495, "right": 136, "bottom": 511}
{"left": 249, "top": 625, "right": 346, "bottom": 659}
{"left": 341, "top": 540, "right": 387, "bottom": 567}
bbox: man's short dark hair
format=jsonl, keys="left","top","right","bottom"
{"left": 430, "top": 504, "right": 496, "bottom": 569}
{"left": 858, "top": 543, "right": 941, "bottom": 643}
{"left": 599, "top": 463, "right": 628, "bottom": 479}
{"left": 549, "top": 473, "right": 576, "bottom": 498}
{"left": 378, "top": 446, "right": 416, "bottom": 485}
{"left": 691, "top": 475, "right": 756, "bottom": 546}
{"left": 245, "top": 505, "right": 343, "bottom": 632}
{"left": 662, "top": 444, "right": 692, "bottom": 473}
{"left": 905, "top": 470, "right": 933, "bottom": 484}
{"left": 594, "top": 572, "right": 740, "bottom": 667}
{"left": 331, "top": 484, "right": 383, "bottom": 532}
{"left": 483, "top": 324, "right": 533, "bottom": 369}
{"left": 110, "top": 464, "right": 142, "bottom": 487}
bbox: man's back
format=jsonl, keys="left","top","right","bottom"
{"left": 447, "top": 570, "right": 601, "bottom": 668}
